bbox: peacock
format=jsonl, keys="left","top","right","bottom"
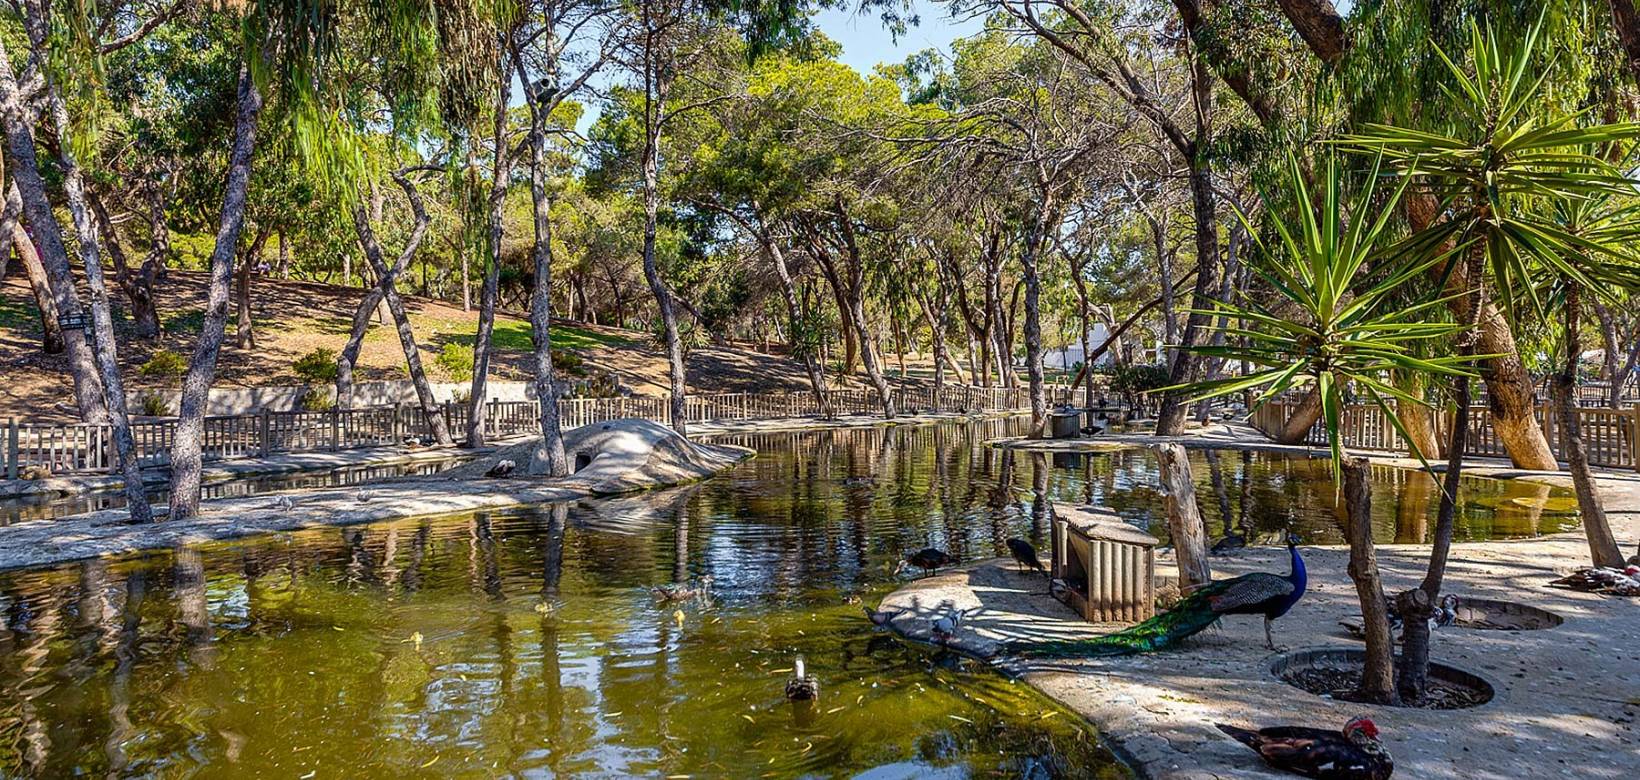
{"left": 1022, "top": 533, "right": 1307, "bottom": 657}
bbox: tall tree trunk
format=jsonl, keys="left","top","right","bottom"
{"left": 144, "top": 173, "right": 172, "bottom": 284}
{"left": 524, "top": 106, "right": 568, "bottom": 477}
{"left": 1555, "top": 284, "right": 1625, "bottom": 568}
{"left": 344, "top": 173, "right": 453, "bottom": 446}
{"left": 638, "top": 31, "right": 688, "bottom": 436}
{"left": 0, "top": 41, "right": 106, "bottom": 421}
{"left": 833, "top": 206, "right": 896, "bottom": 418}
{"left": 37, "top": 56, "right": 152, "bottom": 521}
{"left": 169, "top": 64, "right": 262, "bottom": 521}
{"left": 467, "top": 51, "right": 514, "bottom": 448}
{"left": 88, "top": 193, "right": 161, "bottom": 339}
{"left": 1021, "top": 200, "right": 1054, "bottom": 437}
{"left": 768, "top": 227, "right": 830, "bottom": 417}
{"left": 1342, "top": 457, "right": 1397, "bottom": 704}
{"left": 1396, "top": 372, "right": 1443, "bottom": 460}
{"left": 276, "top": 229, "right": 289, "bottom": 278}
{"left": 1155, "top": 151, "right": 1222, "bottom": 435}
{"left": 235, "top": 229, "right": 266, "bottom": 350}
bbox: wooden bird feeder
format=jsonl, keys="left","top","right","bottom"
{"left": 1052, "top": 504, "right": 1157, "bottom": 623}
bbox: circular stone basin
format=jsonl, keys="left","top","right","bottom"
{"left": 1271, "top": 648, "right": 1495, "bottom": 710}
{"left": 1450, "top": 597, "right": 1564, "bottom": 631}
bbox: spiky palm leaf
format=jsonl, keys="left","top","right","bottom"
{"left": 1178, "top": 153, "right": 1475, "bottom": 478}
{"left": 1337, "top": 14, "right": 1640, "bottom": 326}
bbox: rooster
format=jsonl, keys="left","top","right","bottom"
{"left": 1019, "top": 533, "right": 1306, "bottom": 656}
{"left": 1217, "top": 716, "right": 1393, "bottom": 779}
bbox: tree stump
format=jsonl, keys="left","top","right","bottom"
{"left": 1343, "top": 457, "right": 1397, "bottom": 704}
{"left": 1152, "top": 443, "right": 1211, "bottom": 591}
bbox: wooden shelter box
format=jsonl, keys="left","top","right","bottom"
{"left": 1052, "top": 504, "right": 1158, "bottom": 623}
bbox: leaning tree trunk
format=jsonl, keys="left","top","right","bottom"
{"left": 1342, "top": 456, "right": 1398, "bottom": 704}
{"left": 1153, "top": 442, "right": 1212, "bottom": 591}
{"left": 40, "top": 68, "right": 153, "bottom": 522}
{"left": 169, "top": 64, "right": 262, "bottom": 521}
{"left": 1275, "top": 387, "right": 1324, "bottom": 443}
{"left": 525, "top": 115, "right": 568, "bottom": 477}
{"left": 833, "top": 205, "right": 896, "bottom": 418}
{"left": 637, "top": 57, "right": 687, "bottom": 436}
{"left": 0, "top": 40, "right": 106, "bottom": 421}
{"left": 341, "top": 173, "right": 452, "bottom": 446}
{"left": 89, "top": 193, "right": 161, "bottom": 339}
{"left": 767, "top": 228, "right": 830, "bottom": 418}
{"left": 1555, "top": 284, "right": 1625, "bottom": 568}
{"left": 1408, "top": 194, "right": 1556, "bottom": 469}
{"left": 8, "top": 205, "right": 64, "bottom": 354}
{"left": 1156, "top": 157, "right": 1223, "bottom": 435}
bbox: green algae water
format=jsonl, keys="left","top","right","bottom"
{"left": 0, "top": 418, "right": 1578, "bottom": 777}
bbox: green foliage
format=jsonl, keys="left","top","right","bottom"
{"left": 299, "top": 386, "right": 335, "bottom": 411}
{"left": 293, "top": 348, "right": 340, "bottom": 384}
{"left": 436, "top": 343, "right": 475, "bottom": 382}
{"left": 552, "top": 347, "right": 586, "bottom": 377}
{"left": 1106, "top": 364, "right": 1172, "bottom": 408}
{"left": 1340, "top": 17, "right": 1640, "bottom": 324}
{"left": 1182, "top": 154, "right": 1474, "bottom": 477}
{"left": 137, "top": 392, "right": 173, "bottom": 417}
{"left": 138, "top": 350, "right": 188, "bottom": 383}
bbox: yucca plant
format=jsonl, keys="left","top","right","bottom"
{"left": 1335, "top": 16, "right": 1640, "bottom": 702}
{"left": 1180, "top": 153, "right": 1474, "bottom": 478}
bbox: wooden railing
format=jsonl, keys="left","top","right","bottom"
{"left": 1250, "top": 398, "right": 1640, "bottom": 471}
{"left": 3, "top": 384, "right": 1085, "bottom": 477}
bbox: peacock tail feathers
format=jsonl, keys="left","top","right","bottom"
{"left": 1016, "top": 585, "right": 1227, "bottom": 658}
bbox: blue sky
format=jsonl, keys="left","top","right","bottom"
{"left": 814, "top": 1, "right": 988, "bottom": 75}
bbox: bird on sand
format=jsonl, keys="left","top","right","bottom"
{"left": 1217, "top": 715, "right": 1393, "bottom": 779}
{"left": 1021, "top": 533, "right": 1307, "bottom": 656}
{"left": 485, "top": 459, "right": 517, "bottom": 478}
{"left": 895, "top": 547, "right": 957, "bottom": 578}
{"left": 1005, "top": 538, "right": 1047, "bottom": 576}
{"left": 931, "top": 606, "right": 966, "bottom": 644}
{"left": 862, "top": 606, "right": 903, "bottom": 627}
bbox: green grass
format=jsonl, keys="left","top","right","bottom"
{"left": 0, "top": 296, "right": 40, "bottom": 332}
{"left": 416, "top": 314, "right": 636, "bottom": 353}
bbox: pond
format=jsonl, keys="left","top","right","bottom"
{"left": 0, "top": 417, "right": 1579, "bottom": 777}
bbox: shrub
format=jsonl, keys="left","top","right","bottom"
{"left": 437, "top": 343, "right": 475, "bottom": 382}
{"left": 138, "top": 392, "right": 173, "bottom": 417}
{"left": 552, "top": 347, "right": 585, "bottom": 376}
{"left": 138, "top": 350, "right": 187, "bottom": 383}
{"left": 293, "top": 348, "right": 339, "bottom": 384}
{"left": 299, "top": 387, "right": 335, "bottom": 411}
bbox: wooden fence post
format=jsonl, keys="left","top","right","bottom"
{"left": 6, "top": 417, "right": 15, "bottom": 480}
{"left": 330, "top": 409, "right": 342, "bottom": 452}
{"left": 259, "top": 409, "right": 272, "bottom": 457}
{"left": 1631, "top": 403, "right": 1639, "bottom": 473}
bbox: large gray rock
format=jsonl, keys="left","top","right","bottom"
{"left": 438, "top": 418, "right": 751, "bottom": 494}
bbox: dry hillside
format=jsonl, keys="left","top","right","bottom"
{"left": 0, "top": 269, "right": 867, "bottom": 421}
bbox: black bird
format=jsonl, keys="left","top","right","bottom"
{"left": 1005, "top": 538, "right": 1047, "bottom": 575}
{"left": 862, "top": 606, "right": 903, "bottom": 627}
{"left": 1217, "top": 716, "right": 1393, "bottom": 779}
{"left": 485, "top": 459, "right": 517, "bottom": 478}
{"left": 1211, "top": 532, "right": 1247, "bottom": 554}
{"left": 897, "top": 547, "right": 956, "bottom": 577}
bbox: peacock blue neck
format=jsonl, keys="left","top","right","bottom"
{"left": 1281, "top": 543, "right": 1308, "bottom": 613}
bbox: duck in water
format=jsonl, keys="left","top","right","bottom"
{"left": 785, "top": 655, "right": 819, "bottom": 701}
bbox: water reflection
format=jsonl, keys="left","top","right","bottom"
{"left": 0, "top": 419, "right": 1580, "bottom": 777}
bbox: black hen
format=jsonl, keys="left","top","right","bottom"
{"left": 898, "top": 547, "right": 956, "bottom": 577}
{"left": 1217, "top": 716, "right": 1393, "bottom": 779}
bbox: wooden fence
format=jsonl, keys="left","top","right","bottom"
{"left": 3, "top": 384, "right": 1083, "bottom": 477}
{"left": 1250, "top": 398, "right": 1640, "bottom": 471}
